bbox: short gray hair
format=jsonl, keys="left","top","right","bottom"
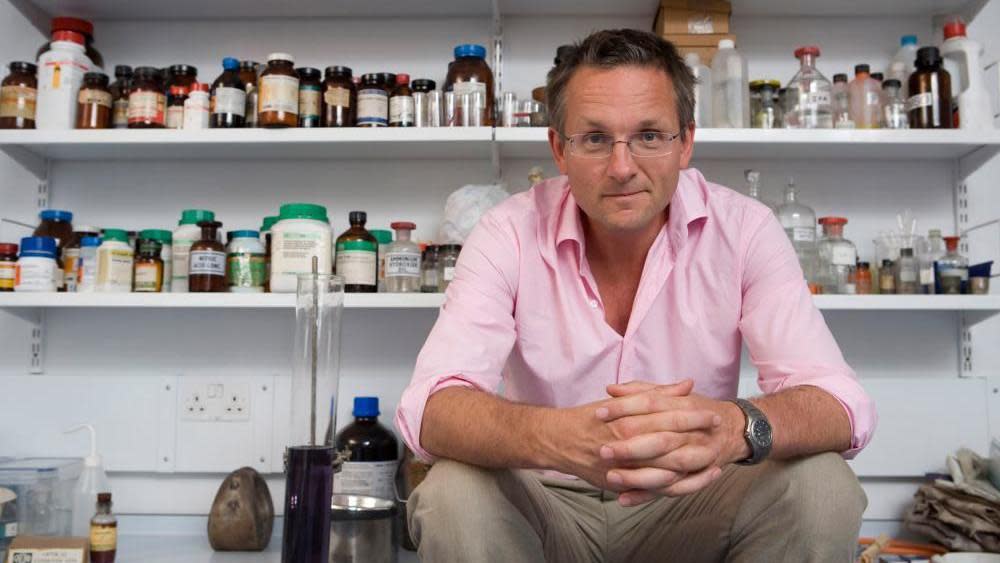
{"left": 545, "top": 29, "right": 696, "bottom": 140}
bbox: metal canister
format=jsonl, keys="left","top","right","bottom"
{"left": 330, "top": 494, "right": 397, "bottom": 563}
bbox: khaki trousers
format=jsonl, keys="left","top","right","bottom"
{"left": 408, "top": 452, "right": 866, "bottom": 562}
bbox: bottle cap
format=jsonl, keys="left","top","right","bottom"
{"left": 882, "top": 79, "right": 901, "bottom": 89}
{"left": 139, "top": 239, "right": 162, "bottom": 255}
{"left": 278, "top": 203, "right": 329, "bottom": 223}
{"left": 179, "top": 209, "right": 216, "bottom": 226}
{"left": 943, "top": 236, "right": 960, "bottom": 250}
{"left": 51, "top": 17, "right": 93, "bottom": 37}
{"left": 83, "top": 72, "right": 108, "bottom": 84}
{"left": 901, "top": 35, "right": 918, "bottom": 47}
{"left": 39, "top": 209, "right": 73, "bottom": 223}
{"left": 0, "top": 243, "right": 18, "bottom": 255}
{"left": 718, "top": 39, "right": 735, "bottom": 49}
{"left": 134, "top": 66, "right": 162, "bottom": 80}
{"left": 390, "top": 221, "right": 416, "bottom": 231}
{"left": 882, "top": 259, "right": 893, "bottom": 267}
{"left": 324, "top": 65, "right": 352, "bottom": 78}
{"left": 833, "top": 73, "right": 848, "bottom": 83}
{"left": 20, "top": 236, "right": 57, "bottom": 257}
{"left": 169, "top": 85, "right": 188, "bottom": 96}
{"left": 858, "top": 261, "right": 870, "bottom": 268}
{"left": 854, "top": 64, "right": 870, "bottom": 75}
{"left": 140, "top": 229, "right": 172, "bottom": 243}
{"left": 267, "top": 52, "right": 295, "bottom": 64}
{"left": 900, "top": 247, "right": 915, "bottom": 256}
{"left": 230, "top": 230, "right": 259, "bottom": 239}
{"left": 222, "top": 57, "right": 239, "bottom": 71}
{"left": 395, "top": 73, "right": 411, "bottom": 86}
{"left": 10, "top": 61, "right": 38, "bottom": 74}
{"left": 943, "top": 16, "right": 967, "bottom": 40}
{"left": 818, "top": 216, "right": 847, "bottom": 226}
{"left": 114, "top": 65, "right": 132, "bottom": 78}
{"left": 916, "top": 46, "right": 942, "bottom": 67}
{"left": 439, "top": 243, "right": 463, "bottom": 253}
{"left": 411, "top": 79, "right": 436, "bottom": 91}
{"left": 197, "top": 220, "right": 222, "bottom": 231}
{"left": 793, "top": 46, "right": 820, "bottom": 58}
{"left": 353, "top": 397, "right": 380, "bottom": 418}
{"left": 169, "top": 64, "right": 197, "bottom": 76}
{"left": 454, "top": 44, "right": 487, "bottom": 59}
{"left": 370, "top": 229, "right": 393, "bottom": 244}
{"left": 296, "top": 67, "right": 321, "bottom": 80}
{"left": 239, "top": 60, "right": 261, "bottom": 71}
{"left": 52, "top": 30, "right": 86, "bottom": 45}
{"left": 349, "top": 211, "right": 367, "bottom": 224}
{"left": 97, "top": 492, "right": 112, "bottom": 504}
{"left": 80, "top": 236, "right": 101, "bottom": 247}
{"left": 101, "top": 229, "right": 129, "bottom": 243}
{"left": 871, "top": 72, "right": 884, "bottom": 81}
{"left": 260, "top": 216, "right": 279, "bottom": 232}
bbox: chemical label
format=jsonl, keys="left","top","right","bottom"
{"left": 189, "top": 250, "right": 226, "bottom": 276}
{"left": 2, "top": 521, "right": 16, "bottom": 538}
{"left": 336, "top": 250, "right": 377, "bottom": 286}
{"left": 166, "top": 105, "right": 185, "bottom": 128}
{"left": 390, "top": 95, "right": 415, "bottom": 125}
{"left": 0, "top": 262, "right": 16, "bottom": 290}
{"left": 788, "top": 227, "right": 815, "bottom": 243}
{"left": 183, "top": 98, "right": 210, "bottom": 129}
{"left": 90, "top": 525, "right": 117, "bottom": 551}
{"left": 386, "top": 252, "right": 421, "bottom": 277}
{"left": 899, "top": 269, "right": 918, "bottom": 283}
{"left": 134, "top": 263, "right": 161, "bottom": 292}
{"left": 97, "top": 248, "right": 134, "bottom": 289}
{"left": 687, "top": 15, "right": 714, "bottom": 34}
{"left": 127, "top": 91, "right": 166, "bottom": 125}
{"left": 443, "top": 266, "right": 456, "bottom": 282}
{"left": 919, "top": 268, "right": 934, "bottom": 286}
{"left": 299, "top": 85, "right": 322, "bottom": 119}
{"left": 453, "top": 81, "right": 487, "bottom": 98}
{"left": 805, "top": 91, "right": 831, "bottom": 107}
{"left": 40, "top": 59, "right": 88, "bottom": 92}
{"left": 8, "top": 548, "right": 85, "bottom": 563}
{"left": 357, "top": 89, "right": 388, "bottom": 126}
{"left": 112, "top": 98, "right": 128, "bottom": 127}
{"left": 333, "top": 460, "right": 398, "bottom": 501}
{"left": 865, "top": 92, "right": 881, "bottom": 107}
{"left": 259, "top": 74, "right": 299, "bottom": 115}
{"left": 940, "top": 268, "right": 969, "bottom": 281}
{"left": 172, "top": 240, "right": 195, "bottom": 280}
{"left": 324, "top": 86, "right": 351, "bottom": 107}
{"left": 15, "top": 260, "right": 57, "bottom": 291}
{"left": 63, "top": 248, "right": 80, "bottom": 292}
{"left": 906, "top": 92, "right": 933, "bottom": 112}
{"left": 831, "top": 247, "right": 856, "bottom": 266}
{"left": 212, "top": 86, "right": 246, "bottom": 116}
{"left": 77, "top": 89, "right": 112, "bottom": 108}
{"left": 227, "top": 252, "right": 266, "bottom": 288}
{"left": 0, "top": 85, "right": 37, "bottom": 119}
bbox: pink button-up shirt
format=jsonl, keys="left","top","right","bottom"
{"left": 396, "top": 168, "right": 876, "bottom": 464}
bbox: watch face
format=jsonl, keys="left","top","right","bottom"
{"left": 751, "top": 419, "right": 773, "bottom": 447}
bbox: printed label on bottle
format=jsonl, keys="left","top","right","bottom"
{"left": 113, "top": 98, "right": 129, "bottom": 127}
{"left": 0, "top": 85, "right": 37, "bottom": 119}
{"left": 443, "top": 266, "right": 456, "bottom": 282}
{"left": 940, "top": 267, "right": 969, "bottom": 281}
{"left": 831, "top": 246, "right": 856, "bottom": 266}
{"left": 325, "top": 86, "right": 350, "bottom": 107}
{"left": 299, "top": 85, "right": 322, "bottom": 118}
{"left": 213, "top": 86, "right": 246, "bottom": 116}
{"left": 333, "top": 460, "right": 398, "bottom": 501}
{"left": 452, "top": 81, "right": 487, "bottom": 98}
{"left": 127, "top": 91, "right": 166, "bottom": 125}
{"left": 805, "top": 91, "right": 831, "bottom": 107}
{"left": 336, "top": 247, "right": 377, "bottom": 286}
{"left": 184, "top": 97, "right": 210, "bottom": 129}
{"left": 273, "top": 231, "right": 330, "bottom": 279}
{"left": 227, "top": 252, "right": 266, "bottom": 288}
{"left": 15, "top": 260, "right": 57, "bottom": 291}
{"left": 787, "top": 227, "right": 816, "bottom": 243}
{"left": 919, "top": 268, "right": 934, "bottom": 286}
{"left": 63, "top": 248, "right": 80, "bottom": 291}
{"left": 899, "top": 269, "right": 918, "bottom": 283}
{"left": 0, "top": 262, "right": 15, "bottom": 290}
{"left": 79, "top": 253, "right": 98, "bottom": 290}
{"left": 78, "top": 88, "right": 112, "bottom": 108}
{"left": 423, "top": 268, "right": 439, "bottom": 288}
{"left": 190, "top": 250, "right": 226, "bottom": 276}
{"left": 2, "top": 521, "right": 17, "bottom": 538}
{"left": 172, "top": 240, "right": 195, "bottom": 284}
{"left": 90, "top": 525, "right": 117, "bottom": 551}
{"left": 390, "top": 95, "right": 415, "bottom": 124}
{"left": 259, "top": 74, "right": 299, "bottom": 115}
{"left": 357, "top": 89, "right": 388, "bottom": 126}
{"left": 166, "top": 105, "right": 185, "bottom": 128}
{"left": 906, "top": 92, "right": 933, "bottom": 112}
{"left": 134, "top": 263, "right": 161, "bottom": 292}
{"left": 97, "top": 248, "right": 134, "bottom": 290}
{"left": 865, "top": 91, "right": 881, "bottom": 107}
{"left": 386, "top": 251, "right": 421, "bottom": 277}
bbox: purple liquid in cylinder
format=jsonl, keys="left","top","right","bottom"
{"left": 282, "top": 446, "right": 335, "bottom": 563}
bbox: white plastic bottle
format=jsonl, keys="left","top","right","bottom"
{"left": 887, "top": 35, "right": 918, "bottom": 97}
{"left": 684, "top": 53, "right": 713, "bottom": 128}
{"left": 76, "top": 236, "right": 101, "bottom": 293}
{"left": 711, "top": 39, "right": 750, "bottom": 128}
{"left": 96, "top": 229, "right": 133, "bottom": 292}
{"left": 35, "top": 30, "right": 93, "bottom": 130}
{"left": 940, "top": 16, "right": 992, "bottom": 130}
{"left": 270, "top": 203, "right": 333, "bottom": 293}
{"left": 14, "top": 237, "right": 59, "bottom": 292}
{"left": 65, "top": 424, "right": 111, "bottom": 537}
{"left": 171, "top": 209, "right": 215, "bottom": 293}
{"left": 183, "top": 83, "right": 210, "bottom": 129}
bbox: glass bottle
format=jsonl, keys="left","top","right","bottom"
{"left": 831, "top": 73, "right": 854, "bottom": 128}
{"left": 437, "top": 244, "right": 462, "bottom": 292}
{"left": 752, "top": 80, "right": 781, "bottom": 129}
{"left": 749, "top": 81, "right": 762, "bottom": 123}
{"left": 322, "top": 66, "right": 356, "bottom": 127}
{"left": 211, "top": 57, "right": 246, "bottom": 128}
{"left": 133, "top": 239, "right": 164, "bottom": 293}
{"left": 296, "top": 67, "right": 322, "bottom": 128}
{"left": 936, "top": 236, "right": 968, "bottom": 294}
{"left": 817, "top": 217, "right": 857, "bottom": 294}
{"left": 332, "top": 397, "right": 399, "bottom": 502}
{"left": 127, "top": 67, "right": 165, "bottom": 129}
{"left": 849, "top": 64, "right": 882, "bottom": 129}
{"left": 166, "top": 85, "right": 188, "bottom": 129}
{"left": 908, "top": 47, "right": 953, "bottom": 129}
{"left": 920, "top": 229, "right": 945, "bottom": 294}
{"left": 711, "top": 39, "right": 750, "bottom": 128}
{"left": 89, "top": 492, "right": 117, "bottom": 563}
{"left": 784, "top": 45, "right": 833, "bottom": 129}
{"left": 775, "top": 177, "right": 819, "bottom": 289}
{"left": 0, "top": 61, "right": 38, "bottom": 129}
{"left": 238, "top": 60, "right": 261, "bottom": 128}
{"left": 879, "top": 259, "right": 896, "bottom": 294}
{"left": 855, "top": 262, "right": 873, "bottom": 294}
{"left": 743, "top": 169, "right": 774, "bottom": 212}
{"left": 76, "top": 72, "right": 112, "bottom": 129}
{"left": 386, "top": 221, "right": 421, "bottom": 293}
{"left": 881, "top": 79, "right": 908, "bottom": 129}
{"left": 335, "top": 211, "right": 378, "bottom": 293}
{"left": 895, "top": 247, "right": 920, "bottom": 294}
{"left": 445, "top": 44, "right": 495, "bottom": 126}
{"left": 389, "top": 73, "right": 415, "bottom": 127}
{"left": 684, "top": 53, "right": 712, "bottom": 128}
{"left": 109, "top": 65, "right": 131, "bottom": 129}
{"left": 258, "top": 53, "right": 298, "bottom": 128}
{"left": 189, "top": 220, "right": 226, "bottom": 293}
{"left": 421, "top": 245, "right": 440, "bottom": 293}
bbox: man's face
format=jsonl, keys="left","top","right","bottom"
{"left": 549, "top": 65, "right": 695, "bottom": 234}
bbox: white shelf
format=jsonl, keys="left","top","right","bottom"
{"left": 730, "top": 0, "right": 984, "bottom": 17}
{"left": 495, "top": 127, "right": 1000, "bottom": 161}
{"left": 0, "top": 292, "right": 446, "bottom": 309}
{"left": 0, "top": 128, "right": 494, "bottom": 162}
{"left": 813, "top": 294, "right": 1000, "bottom": 311}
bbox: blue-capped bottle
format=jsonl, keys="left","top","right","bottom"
{"left": 332, "top": 397, "right": 399, "bottom": 502}
{"left": 445, "top": 43, "right": 495, "bottom": 126}
{"left": 211, "top": 57, "right": 246, "bottom": 128}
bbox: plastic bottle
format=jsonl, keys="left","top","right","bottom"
{"left": 332, "top": 397, "right": 400, "bottom": 501}
{"left": 831, "top": 74, "right": 853, "bottom": 128}
{"left": 226, "top": 230, "right": 266, "bottom": 293}
{"left": 684, "top": 53, "right": 712, "bottom": 127}
{"left": 848, "top": 64, "right": 882, "bottom": 129}
{"left": 65, "top": 424, "right": 111, "bottom": 537}
{"left": 270, "top": 203, "right": 332, "bottom": 293}
{"left": 171, "top": 209, "right": 215, "bottom": 293}
{"left": 711, "top": 39, "right": 749, "bottom": 128}
{"left": 35, "top": 30, "right": 93, "bottom": 129}
{"left": 182, "top": 83, "right": 210, "bottom": 129}
{"left": 76, "top": 236, "right": 101, "bottom": 292}
{"left": 14, "top": 236, "right": 59, "bottom": 292}
{"left": 96, "top": 229, "right": 133, "bottom": 293}
{"left": 888, "top": 35, "right": 919, "bottom": 98}
{"left": 940, "top": 16, "right": 992, "bottom": 130}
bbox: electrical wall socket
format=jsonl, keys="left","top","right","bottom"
{"left": 179, "top": 380, "right": 250, "bottom": 422}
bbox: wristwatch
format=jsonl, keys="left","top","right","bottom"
{"left": 730, "top": 398, "right": 773, "bottom": 465}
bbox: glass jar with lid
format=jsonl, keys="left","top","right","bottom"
{"left": 0, "top": 62, "right": 38, "bottom": 129}
{"left": 322, "top": 66, "right": 355, "bottom": 127}
{"left": 128, "top": 67, "right": 165, "bottom": 128}
{"left": 210, "top": 58, "right": 246, "bottom": 128}
{"left": 445, "top": 44, "right": 495, "bottom": 126}
{"left": 239, "top": 60, "right": 261, "bottom": 128}
{"left": 752, "top": 80, "right": 781, "bottom": 129}
{"left": 166, "top": 65, "right": 198, "bottom": 94}
{"left": 436, "top": 244, "right": 462, "bottom": 292}
{"left": 109, "top": 65, "right": 132, "bottom": 128}
{"left": 258, "top": 53, "right": 299, "bottom": 128}
{"left": 816, "top": 217, "right": 857, "bottom": 294}
{"left": 296, "top": 67, "right": 322, "bottom": 128}
{"left": 386, "top": 222, "right": 421, "bottom": 293}
{"left": 390, "top": 74, "right": 414, "bottom": 127}
{"left": 784, "top": 45, "right": 833, "bottom": 128}
{"left": 357, "top": 73, "right": 389, "bottom": 127}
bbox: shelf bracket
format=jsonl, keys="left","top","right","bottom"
{"left": 491, "top": 0, "right": 503, "bottom": 181}
{"left": 960, "top": 311, "right": 975, "bottom": 378}
{"left": 29, "top": 308, "right": 44, "bottom": 374}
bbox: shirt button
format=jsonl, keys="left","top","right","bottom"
{"left": 589, "top": 300, "right": 599, "bottom": 309}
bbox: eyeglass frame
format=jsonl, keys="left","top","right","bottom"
{"left": 557, "top": 130, "right": 683, "bottom": 159}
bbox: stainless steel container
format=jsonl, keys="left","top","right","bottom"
{"left": 330, "top": 494, "right": 397, "bottom": 563}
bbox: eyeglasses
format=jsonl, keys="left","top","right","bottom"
{"left": 561, "top": 131, "right": 681, "bottom": 158}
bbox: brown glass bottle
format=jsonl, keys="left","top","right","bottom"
{"left": 239, "top": 61, "right": 261, "bottom": 128}
{"left": 389, "top": 73, "right": 414, "bottom": 127}
{"left": 166, "top": 64, "right": 198, "bottom": 94}
{"left": 0, "top": 62, "right": 37, "bottom": 129}
{"left": 258, "top": 53, "right": 298, "bottom": 128}
{"left": 296, "top": 67, "right": 322, "bottom": 128}
{"left": 332, "top": 396, "right": 399, "bottom": 480}
{"left": 128, "top": 67, "right": 165, "bottom": 128}
{"left": 322, "top": 66, "right": 355, "bottom": 127}
{"left": 357, "top": 74, "right": 388, "bottom": 127}
{"left": 134, "top": 239, "right": 164, "bottom": 293}
{"left": 908, "top": 47, "right": 953, "bottom": 129}
{"left": 166, "top": 85, "right": 188, "bottom": 129}
{"left": 211, "top": 58, "right": 246, "bottom": 128}
{"left": 189, "top": 221, "right": 226, "bottom": 292}
{"left": 445, "top": 44, "right": 495, "bottom": 126}
{"left": 335, "top": 211, "right": 378, "bottom": 293}
{"left": 90, "top": 492, "right": 117, "bottom": 563}
{"left": 109, "top": 65, "right": 132, "bottom": 128}
{"left": 76, "top": 72, "right": 112, "bottom": 129}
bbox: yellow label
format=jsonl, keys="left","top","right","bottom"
{"left": 78, "top": 88, "right": 112, "bottom": 108}
{"left": 324, "top": 86, "right": 350, "bottom": 107}
{"left": 259, "top": 74, "right": 298, "bottom": 115}
{"left": 0, "top": 262, "right": 14, "bottom": 290}
{"left": 0, "top": 85, "right": 37, "bottom": 119}
{"left": 90, "top": 524, "right": 117, "bottom": 551}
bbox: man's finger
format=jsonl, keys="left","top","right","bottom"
{"left": 606, "top": 466, "right": 684, "bottom": 492}
{"left": 606, "top": 378, "right": 692, "bottom": 399}
{"left": 661, "top": 465, "right": 723, "bottom": 497}
{"left": 617, "top": 488, "right": 659, "bottom": 507}
{"left": 596, "top": 384, "right": 695, "bottom": 421}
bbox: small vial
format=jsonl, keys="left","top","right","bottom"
{"left": 879, "top": 259, "right": 896, "bottom": 294}
{"left": 421, "top": 245, "right": 440, "bottom": 293}
{"left": 895, "top": 248, "right": 920, "bottom": 294}
{"left": 89, "top": 492, "right": 117, "bottom": 563}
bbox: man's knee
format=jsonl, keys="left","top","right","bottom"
{"left": 407, "top": 459, "right": 510, "bottom": 545}
{"left": 769, "top": 452, "right": 867, "bottom": 533}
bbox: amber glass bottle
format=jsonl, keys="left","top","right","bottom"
{"left": 128, "top": 67, "right": 166, "bottom": 128}
{"left": 258, "top": 53, "right": 298, "bottom": 128}
{"left": 239, "top": 60, "right": 261, "bottom": 128}
{"left": 908, "top": 47, "right": 953, "bottom": 129}
{"left": 77, "top": 72, "right": 112, "bottom": 129}
{"left": 189, "top": 220, "right": 226, "bottom": 292}
{"left": 335, "top": 211, "right": 378, "bottom": 293}
{"left": 0, "top": 61, "right": 38, "bottom": 129}
{"left": 109, "top": 65, "right": 132, "bottom": 128}
{"left": 322, "top": 66, "right": 355, "bottom": 127}
{"left": 90, "top": 493, "right": 117, "bottom": 563}
{"left": 133, "top": 239, "right": 164, "bottom": 293}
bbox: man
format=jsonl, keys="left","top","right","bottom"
{"left": 396, "top": 29, "right": 877, "bottom": 562}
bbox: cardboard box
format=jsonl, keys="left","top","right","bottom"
{"left": 6, "top": 536, "right": 89, "bottom": 563}
{"left": 660, "top": 0, "right": 731, "bottom": 13}
{"left": 662, "top": 33, "right": 736, "bottom": 48}
{"left": 675, "top": 45, "right": 719, "bottom": 65}
{"left": 655, "top": 8, "right": 730, "bottom": 35}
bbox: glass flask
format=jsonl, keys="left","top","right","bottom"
{"left": 775, "top": 177, "right": 820, "bottom": 290}
{"left": 785, "top": 45, "right": 833, "bottom": 129}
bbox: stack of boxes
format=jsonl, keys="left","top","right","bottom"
{"left": 654, "top": 0, "right": 734, "bottom": 65}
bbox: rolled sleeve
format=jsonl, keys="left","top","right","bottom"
{"left": 738, "top": 210, "right": 877, "bottom": 458}
{"left": 394, "top": 213, "right": 519, "bottom": 462}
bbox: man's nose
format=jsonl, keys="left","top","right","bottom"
{"left": 606, "top": 141, "right": 637, "bottom": 183}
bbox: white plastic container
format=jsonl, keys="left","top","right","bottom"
{"left": 270, "top": 203, "right": 333, "bottom": 293}
{"left": 76, "top": 236, "right": 101, "bottom": 293}
{"left": 14, "top": 237, "right": 58, "bottom": 292}
{"left": 226, "top": 230, "right": 266, "bottom": 293}
{"left": 940, "top": 16, "right": 992, "bottom": 130}
{"left": 684, "top": 53, "right": 712, "bottom": 128}
{"left": 64, "top": 425, "right": 110, "bottom": 537}
{"left": 711, "top": 39, "right": 750, "bottom": 128}
{"left": 171, "top": 209, "right": 216, "bottom": 293}
{"left": 887, "top": 35, "right": 918, "bottom": 97}
{"left": 183, "top": 84, "right": 210, "bottom": 129}
{"left": 35, "top": 30, "right": 93, "bottom": 130}
{"left": 96, "top": 229, "right": 134, "bottom": 293}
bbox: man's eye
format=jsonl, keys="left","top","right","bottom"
{"left": 640, "top": 132, "right": 662, "bottom": 143}
{"left": 582, "top": 134, "right": 609, "bottom": 145}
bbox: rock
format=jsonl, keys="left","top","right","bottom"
{"left": 207, "top": 467, "right": 274, "bottom": 551}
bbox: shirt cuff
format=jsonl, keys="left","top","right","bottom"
{"left": 394, "top": 375, "right": 480, "bottom": 464}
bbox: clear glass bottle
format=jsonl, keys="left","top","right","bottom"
{"left": 386, "top": 221, "right": 421, "bottom": 293}
{"left": 878, "top": 259, "right": 896, "bottom": 294}
{"left": 920, "top": 229, "right": 945, "bottom": 294}
{"left": 784, "top": 45, "right": 833, "bottom": 129}
{"left": 849, "top": 64, "right": 882, "bottom": 128}
{"left": 895, "top": 247, "right": 920, "bottom": 294}
{"left": 881, "top": 79, "right": 908, "bottom": 129}
{"left": 436, "top": 244, "right": 462, "bottom": 292}
{"left": 711, "top": 39, "right": 750, "bottom": 128}
{"left": 831, "top": 73, "right": 854, "bottom": 128}
{"left": 420, "top": 245, "right": 440, "bottom": 293}
{"left": 816, "top": 217, "right": 857, "bottom": 294}
{"left": 744, "top": 169, "right": 775, "bottom": 212}
{"left": 936, "top": 236, "right": 968, "bottom": 294}
{"left": 752, "top": 80, "right": 781, "bottom": 129}
{"left": 776, "top": 177, "right": 819, "bottom": 290}
{"left": 684, "top": 53, "right": 712, "bottom": 127}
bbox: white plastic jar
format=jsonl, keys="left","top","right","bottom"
{"left": 183, "top": 83, "right": 210, "bottom": 129}
{"left": 226, "top": 230, "right": 266, "bottom": 293}
{"left": 76, "top": 235, "right": 101, "bottom": 293}
{"left": 270, "top": 203, "right": 332, "bottom": 293}
{"left": 36, "top": 30, "right": 93, "bottom": 130}
{"left": 96, "top": 229, "right": 134, "bottom": 292}
{"left": 171, "top": 209, "right": 215, "bottom": 293}
{"left": 14, "top": 236, "right": 59, "bottom": 292}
